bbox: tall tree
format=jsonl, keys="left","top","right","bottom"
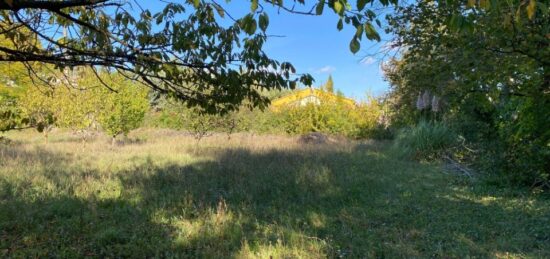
{"left": 384, "top": 0, "right": 549, "bottom": 186}
{"left": 53, "top": 68, "right": 105, "bottom": 141}
{"left": 324, "top": 75, "right": 334, "bottom": 93}
{"left": 0, "top": 33, "right": 37, "bottom": 132}
{"left": 0, "top": 0, "right": 395, "bottom": 113}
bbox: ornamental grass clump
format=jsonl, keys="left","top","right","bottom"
{"left": 393, "top": 120, "right": 458, "bottom": 160}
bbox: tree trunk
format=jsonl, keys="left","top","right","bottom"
{"left": 111, "top": 135, "right": 116, "bottom": 147}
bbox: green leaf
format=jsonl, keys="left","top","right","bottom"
{"left": 337, "top": 19, "right": 343, "bottom": 31}
{"left": 289, "top": 80, "right": 297, "bottom": 89}
{"left": 527, "top": 0, "right": 536, "bottom": 20}
{"left": 345, "top": 2, "right": 352, "bottom": 11}
{"left": 214, "top": 5, "right": 225, "bottom": 17}
{"left": 357, "top": 0, "right": 368, "bottom": 10}
{"left": 241, "top": 15, "right": 257, "bottom": 35}
{"left": 349, "top": 37, "right": 360, "bottom": 53}
{"left": 355, "top": 24, "right": 364, "bottom": 39}
{"left": 449, "top": 14, "right": 463, "bottom": 30}
{"left": 259, "top": 13, "right": 269, "bottom": 32}
{"left": 334, "top": 1, "right": 344, "bottom": 15}
{"left": 193, "top": 0, "right": 200, "bottom": 8}
{"left": 346, "top": 3, "right": 353, "bottom": 11}
{"left": 364, "top": 22, "right": 380, "bottom": 41}
{"left": 251, "top": 0, "right": 258, "bottom": 12}
{"left": 316, "top": 0, "right": 325, "bottom": 15}
{"left": 515, "top": 7, "right": 522, "bottom": 23}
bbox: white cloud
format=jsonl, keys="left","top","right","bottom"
{"left": 315, "top": 65, "right": 336, "bottom": 74}
{"left": 360, "top": 57, "right": 376, "bottom": 66}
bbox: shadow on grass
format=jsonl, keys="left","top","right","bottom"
{"left": 1, "top": 143, "right": 549, "bottom": 257}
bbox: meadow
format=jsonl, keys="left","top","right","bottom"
{"left": 1, "top": 129, "right": 549, "bottom": 258}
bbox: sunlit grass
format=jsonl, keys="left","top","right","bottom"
{"left": 1, "top": 129, "right": 549, "bottom": 258}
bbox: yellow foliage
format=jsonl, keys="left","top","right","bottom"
{"left": 277, "top": 93, "right": 387, "bottom": 139}
{"left": 270, "top": 88, "right": 355, "bottom": 111}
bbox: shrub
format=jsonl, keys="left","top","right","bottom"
{"left": 97, "top": 78, "right": 149, "bottom": 145}
{"left": 144, "top": 110, "right": 186, "bottom": 129}
{"left": 393, "top": 121, "right": 458, "bottom": 160}
{"left": 279, "top": 102, "right": 357, "bottom": 136}
{"left": 354, "top": 97, "right": 392, "bottom": 139}
{"left": 479, "top": 96, "right": 550, "bottom": 188}
{"left": 277, "top": 96, "right": 390, "bottom": 139}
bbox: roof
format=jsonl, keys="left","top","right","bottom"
{"left": 270, "top": 88, "right": 356, "bottom": 111}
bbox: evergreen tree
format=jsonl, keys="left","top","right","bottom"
{"left": 324, "top": 75, "right": 334, "bottom": 93}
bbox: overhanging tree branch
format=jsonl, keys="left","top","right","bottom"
{"left": 0, "top": 0, "right": 394, "bottom": 113}
{"left": 0, "top": 0, "right": 110, "bottom": 11}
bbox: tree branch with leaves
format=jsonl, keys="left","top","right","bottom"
{"left": 0, "top": 0, "right": 394, "bottom": 113}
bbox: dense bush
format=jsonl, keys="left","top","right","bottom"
{"left": 476, "top": 97, "right": 550, "bottom": 187}
{"left": 146, "top": 101, "right": 235, "bottom": 133}
{"left": 279, "top": 103, "right": 358, "bottom": 137}
{"left": 278, "top": 99, "right": 389, "bottom": 139}
{"left": 382, "top": 0, "right": 550, "bottom": 188}
{"left": 354, "top": 99, "right": 392, "bottom": 140}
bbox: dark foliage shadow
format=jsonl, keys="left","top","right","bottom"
{"left": 0, "top": 145, "right": 172, "bottom": 257}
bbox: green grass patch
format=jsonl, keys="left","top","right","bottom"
{"left": 0, "top": 130, "right": 549, "bottom": 258}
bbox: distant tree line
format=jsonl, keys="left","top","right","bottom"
{"left": 146, "top": 87, "right": 389, "bottom": 140}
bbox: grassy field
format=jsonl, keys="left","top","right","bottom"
{"left": 1, "top": 129, "right": 549, "bottom": 258}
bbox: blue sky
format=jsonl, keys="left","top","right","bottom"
{"left": 221, "top": 4, "right": 394, "bottom": 101}
{"left": 139, "top": 2, "right": 394, "bottom": 101}
{"left": 265, "top": 12, "right": 392, "bottom": 101}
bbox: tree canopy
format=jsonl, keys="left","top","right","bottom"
{"left": 384, "top": 0, "right": 549, "bottom": 186}
{"left": 0, "top": 0, "right": 396, "bottom": 113}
